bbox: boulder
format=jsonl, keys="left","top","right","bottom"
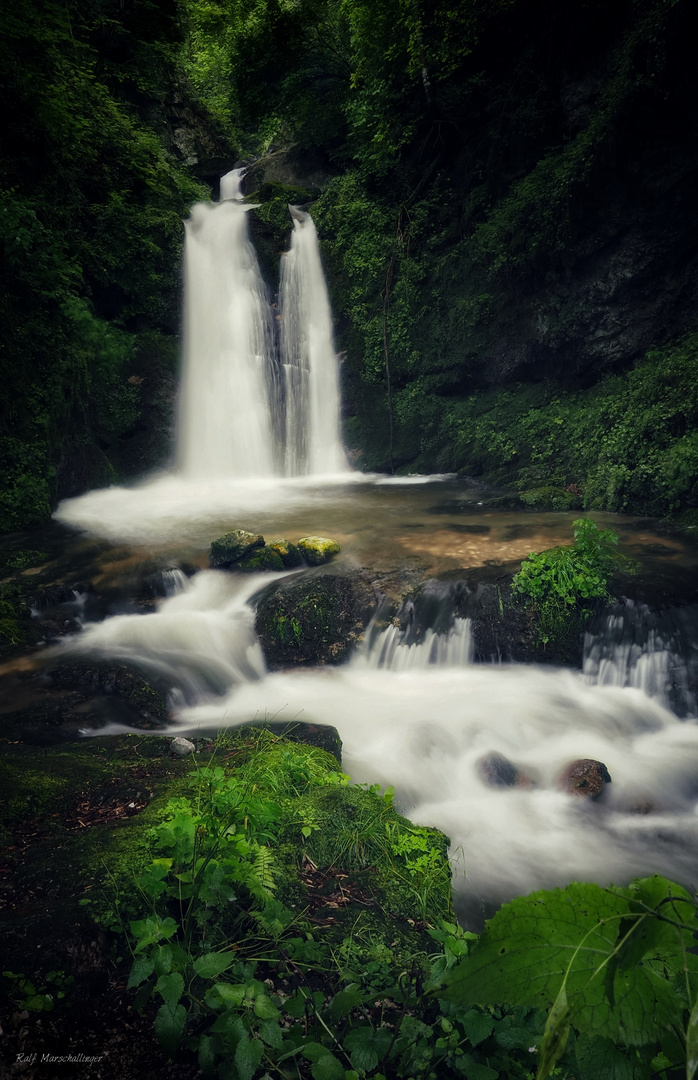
{"left": 477, "top": 752, "right": 523, "bottom": 788}
{"left": 297, "top": 536, "right": 340, "bottom": 566}
{"left": 255, "top": 571, "right": 377, "bottom": 668}
{"left": 558, "top": 758, "right": 612, "bottom": 799}
{"left": 237, "top": 546, "right": 285, "bottom": 572}
{"left": 268, "top": 538, "right": 303, "bottom": 568}
{"left": 209, "top": 530, "right": 264, "bottom": 568}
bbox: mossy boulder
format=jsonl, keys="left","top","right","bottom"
{"left": 255, "top": 571, "right": 377, "bottom": 667}
{"left": 297, "top": 536, "right": 340, "bottom": 566}
{"left": 209, "top": 530, "right": 264, "bottom": 568}
{"left": 268, "top": 538, "right": 303, "bottom": 568}
{"left": 236, "top": 546, "right": 285, "bottom": 572}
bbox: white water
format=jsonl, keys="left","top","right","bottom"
{"left": 57, "top": 569, "right": 698, "bottom": 908}
{"left": 50, "top": 168, "right": 698, "bottom": 912}
{"left": 280, "top": 208, "right": 346, "bottom": 475}
{"left": 177, "top": 169, "right": 277, "bottom": 479}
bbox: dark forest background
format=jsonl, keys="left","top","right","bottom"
{"left": 2, "top": 0, "right": 697, "bottom": 532}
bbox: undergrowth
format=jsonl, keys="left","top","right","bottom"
{"left": 77, "top": 730, "right": 697, "bottom": 1080}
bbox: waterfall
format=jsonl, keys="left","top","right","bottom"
{"left": 360, "top": 617, "right": 473, "bottom": 670}
{"left": 583, "top": 601, "right": 698, "bottom": 717}
{"left": 177, "top": 169, "right": 279, "bottom": 479}
{"left": 279, "top": 207, "right": 347, "bottom": 475}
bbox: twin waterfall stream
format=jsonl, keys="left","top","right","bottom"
{"left": 54, "top": 170, "right": 698, "bottom": 914}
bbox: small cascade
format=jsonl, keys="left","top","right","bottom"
{"left": 358, "top": 579, "right": 473, "bottom": 670}
{"left": 177, "top": 168, "right": 278, "bottom": 479}
{"left": 583, "top": 601, "right": 698, "bottom": 717}
{"left": 279, "top": 207, "right": 346, "bottom": 475}
{"left": 58, "top": 571, "right": 269, "bottom": 702}
{"left": 362, "top": 617, "right": 473, "bottom": 670}
{"left": 160, "top": 568, "right": 189, "bottom": 597}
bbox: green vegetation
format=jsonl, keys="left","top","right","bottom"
{"left": 78, "top": 732, "right": 698, "bottom": 1080}
{"left": 512, "top": 519, "right": 634, "bottom": 644}
{"left": 445, "top": 875, "right": 698, "bottom": 1080}
{"left": 0, "top": 0, "right": 208, "bottom": 530}
{"left": 403, "top": 334, "right": 698, "bottom": 518}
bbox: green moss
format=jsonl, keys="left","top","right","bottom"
{"left": 237, "top": 546, "right": 285, "bottom": 572}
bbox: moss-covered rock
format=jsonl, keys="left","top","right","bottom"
{"left": 236, "top": 545, "right": 285, "bottom": 572}
{"left": 254, "top": 571, "right": 377, "bottom": 667}
{"left": 209, "top": 530, "right": 264, "bottom": 568}
{"left": 297, "top": 535, "right": 340, "bottom": 566}
{"left": 268, "top": 537, "right": 303, "bottom": 568}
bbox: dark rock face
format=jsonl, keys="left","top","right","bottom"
{"left": 255, "top": 571, "right": 378, "bottom": 668}
{"left": 209, "top": 530, "right": 265, "bottom": 568}
{"left": 558, "top": 758, "right": 612, "bottom": 799}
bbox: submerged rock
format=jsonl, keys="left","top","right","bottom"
{"left": 297, "top": 536, "right": 340, "bottom": 566}
{"left": 268, "top": 538, "right": 303, "bottom": 568}
{"left": 558, "top": 758, "right": 612, "bottom": 799}
{"left": 209, "top": 530, "right": 264, "bottom": 568}
{"left": 477, "top": 751, "right": 524, "bottom": 788}
{"left": 255, "top": 571, "right": 377, "bottom": 667}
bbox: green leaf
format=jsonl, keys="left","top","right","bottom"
{"left": 127, "top": 956, "right": 154, "bottom": 990}
{"left": 207, "top": 982, "right": 247, "bottom": 1009}
{"left": 457, "top": 1008, "right": 494, "bottom": 1047}
{"left": 193, "top": 951, "right": 234, "bottom": 979}
{"left": 130, "top": 915, "right": 179, "bottom": 952}
{"left": 444, "top": 879, "right": 689, "bottom": 1046}
{"left": 198, "top": 1033, "right": 216, "bottom": 1077}
{"left": 285, "top": 991, "right": 310, "bottom": 1018}
{"left": 536, "top": 983, "right": 570, "bottom": 1080}
{"left": 235, "top": 1035, "right": 264, "bottom": 1080}
{"left": 152, "top": 944, "right": 173, "bottom": 978}
{"left": 454, "top": 1058, "right": 498, "bottom": 1080}
{"left": 688, "top": 995, "right": 698, "bottom": 1080}
{"left": 343, "top": 1026, "right": 392, "bottom": 1072}
{"left": 154, "top": 1001, "right": 187, "bottom": 1054}
{"left": 311, "top": 1052, "right": 345, "bottom": 1080}
{"left": 258, "top": 1018, "right": 283, "bottom": 1049}
{"left": 574, "top": 1034, "right": 636, "bottom": 1080}
{"left": 254, "top": 994, "right": 280, "bottom": 1020}
{"left": 326, "top": 986, "right": 366, "bottom": 1020}
{"left": 157, "top": 972, "right": 184, "bottom": 1012}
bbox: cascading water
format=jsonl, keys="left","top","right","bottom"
{"left": 279, "top": 207, "right": 346, "bottom": 475}
{"left": 177, "top": 169, "right": 278, "bottom": 479}
{"left": 47, "top": 167, "right": 698, "bottom": 915}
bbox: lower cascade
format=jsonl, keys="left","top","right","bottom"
{"left": 56, "top": 565, "right": 698, "bottom": 909}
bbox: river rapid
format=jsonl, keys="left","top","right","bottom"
{"left": 3, "top": 472, "right": 697, "bottom": 917}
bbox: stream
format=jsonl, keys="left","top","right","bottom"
{"left": 3, "top": 168, "right": 698, "bottom": 918}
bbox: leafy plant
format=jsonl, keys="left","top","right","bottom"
{"left": 2, "top": 969, "right": 74, "bottom": 1013}
{"left": 443, "top": 875, "right": 698, "bottom": 1080}
{"left": 512, "top": 518, "right": 635, "bottom": 644}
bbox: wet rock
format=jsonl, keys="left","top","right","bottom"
{"left": 558, "top": 758, "right": 612, "bottom": 799}
{"left": 477, "top": 752, "right": 521, "bottom": 787}
{"left": 255, "top": 571, "right": 377, "bottom": 668}
{"left": 209, "top": 530, "right": 264, "bottom": 568}
{"left": 47, "top": 662, "right": 170, "bottom": 727}
{"left": 237, "top": 546, "right": 285, "bottom": 572}
{"left": 268, "top": 538, "right": 303, "bottom": 568}
{"left": 297, "top": 536, "right": 340, "bottom": 566}
{"left": 170, "top": 737, "right": 196, "bottom": 757}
